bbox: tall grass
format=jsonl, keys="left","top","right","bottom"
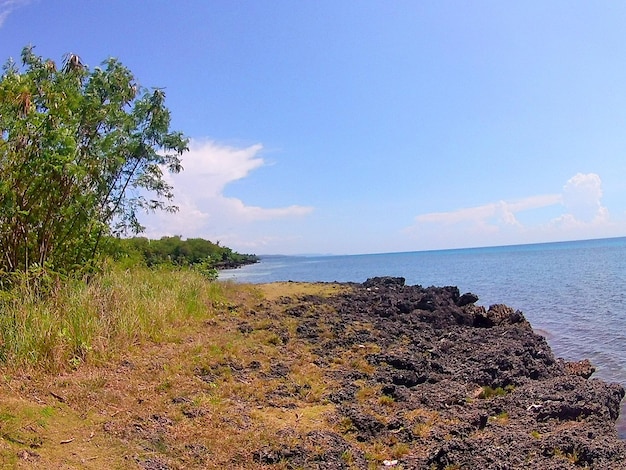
{"left": 0, "top": 263, "right": 230, "bottom": 371}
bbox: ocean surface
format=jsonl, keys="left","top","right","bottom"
{"left": 220, "top": 236, "right": 626, "bottom": 437}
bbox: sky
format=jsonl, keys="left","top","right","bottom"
{"left": 2, "top": 1, "right": 626, "bottom": 255}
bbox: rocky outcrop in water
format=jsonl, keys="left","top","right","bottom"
{"left": 256, "top": 276, "right": 626, "bottom": 469}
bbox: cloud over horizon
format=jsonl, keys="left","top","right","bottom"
{"left": 560, "top": 173, "right": 608, "bottom": 223}
{"left": 406, "top": 173, "right": 620, "bottom": 248}
{"left": 141, "top": 139, "right": 313, "bottom": 247}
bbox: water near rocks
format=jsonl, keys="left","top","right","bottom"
{"left": 221, "top": 236, "right": 626, "bottom": 436}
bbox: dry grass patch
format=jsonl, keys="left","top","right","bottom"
{"left": 258, "top": 281, "right": 351, "bottom": 301}
{"left": 404, "top": 408, "right": 442, "bottom": 438}
{"left": 0, "top": 392, "right": 128, "bottom": 469}
{"left": 252, "top": 404, "right": 335, "bottom": 434}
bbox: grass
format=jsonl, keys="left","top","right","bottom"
{"left": 406, "top": 408, "right": 441, "bottom": 438}
{"left": 552, "top": 447, "right": 581, "bottom": 464}
{"left": 478, "top": 385, "right": 514, "bottom": 399}
{"left": 489, "top": 411, "right": 509, "bottom": 425}
{"left": 0, "top": 269, "right": 358, "bottom": 468}
{"left": 0, "top": 263, "right": 234, "bottom": 371}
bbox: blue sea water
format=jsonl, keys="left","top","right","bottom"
{"left": 220, "top": 236, "right": 626, "bottom": 436}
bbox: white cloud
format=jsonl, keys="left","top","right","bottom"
{"left": 413, "top": 194, "right": 562, "bottom": 228}
{"left": 172, "top": 140, "right": 265, "bottom": 198}
{"left": 0, "top": 0, "right": 29, "bottom": 27}
{"left": 560, "top": 172, "right": 607, "bottom": 223}
{"left": 406, "top": 173, "right": 620, "bottom": 248}
{"left": 141, "top": 139, "right": 313, "bottom": 246}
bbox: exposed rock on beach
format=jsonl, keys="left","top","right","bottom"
{"left": 253, "top": 276, "right": 626, "bottom": 469}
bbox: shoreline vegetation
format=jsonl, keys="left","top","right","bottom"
{"left": 105, "top": 236, "right": 258, "bottom": 273}
{"left": 0, "top": 268, "right": 624, "bottom": 468}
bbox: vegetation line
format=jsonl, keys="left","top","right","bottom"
{"left": 0, "top": 263, "right": 229, "bottom": 371}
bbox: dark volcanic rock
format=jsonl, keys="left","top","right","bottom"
{"left": 251, "top": 278, "right": 626, "bottom": 469}
{"left": 457, "top": 292, "right": 479, "bottom": 306}
{"left": 563, "top": 358, "right": 596, "bottom": 379}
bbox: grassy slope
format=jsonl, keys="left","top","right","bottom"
{"left": 0, "top": 268, "right": 361, "bottom": 469}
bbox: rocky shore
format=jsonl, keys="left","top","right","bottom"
{"left": 254, "top": 276, "right": 626, "bottom": 469}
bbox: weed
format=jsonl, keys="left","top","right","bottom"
{"left": 379, "top": 395, "right": 395, "bottom": 407}
{"left": 157, "top": 380, "right": 173, "bottom": 392}
{"left": 413, "top": 422, "right": 431, "bottom": 437}
{"left": 490, "top": 411, "right": 509, "bottom": 425}
{"left": 391, "top": 442, "right": 410, "bottom": 458}
{"left": 266, "top": 332, "right": 282, "bottom": 346}
{"left": 567, "top": 449, "right": 580, "bottom": 464}
{"left": 553, "top": 447, "right": 580, "bottom": 464}
{"left": 341, "top": 449, "right": 354, "bottom": 465}
{"left": 40, "top": 406, "right": 55, "bottom": 417}
{"left": 478, "top": 386, "right": 512, "bottom": 399}
{"left": 356, "top": 383, "right": 379, "bottom": 402}
{"left": 348, "top": 356, "right": 376, "bottom": 375}
{"left": 338, "top": 417, "right": 356, "bottom": 434}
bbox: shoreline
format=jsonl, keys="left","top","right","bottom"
{"left": 2, "top": 275, "right": 623, "bottom": 468}
{"left": 251, "top": 277, "right": 626, "bottom": 467}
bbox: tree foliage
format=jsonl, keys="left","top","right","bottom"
{"left": 106, "top": 236, "right": 258, "bottom": 270}
{"left": 0, "top": 47, "right": 188, "bottom": 278}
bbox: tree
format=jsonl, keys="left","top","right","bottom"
{"left": 0, "top": 46, "right": 188, "bottom": 278}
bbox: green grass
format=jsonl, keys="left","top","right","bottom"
{"left": 0, "top": 262, "right": 230, "bottom": 372}
{"left": 478, "top": 385, "right": 514, "bottom": 399}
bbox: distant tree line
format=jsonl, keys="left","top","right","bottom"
{"left": 106, "top": 235, "right": 258, "bottom": 271}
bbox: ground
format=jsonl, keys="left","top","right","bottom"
{"left": 0, "top": 278, "right": 624, "bottom": 469}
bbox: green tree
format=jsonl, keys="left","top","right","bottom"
{"left": 0, "top": 46, "right": 188, "bottom": 278}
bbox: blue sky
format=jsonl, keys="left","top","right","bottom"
{"left": 3, "top": 1, "right": 626, "bottom": 255}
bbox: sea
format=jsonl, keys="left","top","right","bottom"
{"left": 220, "top": 236, "right": 626, "bottom": 437}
